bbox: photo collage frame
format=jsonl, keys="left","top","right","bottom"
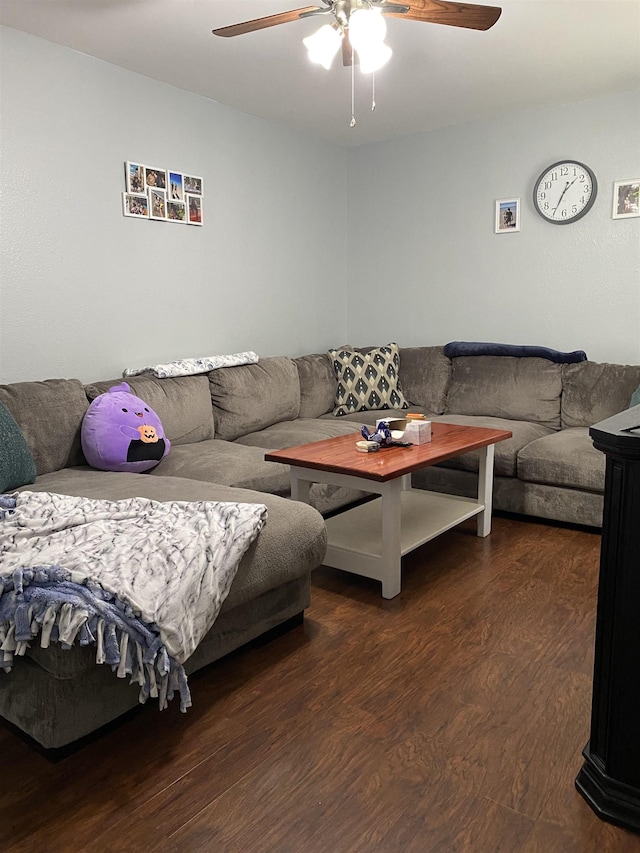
{"left": 122, "top": 162, "right": 203, "bottom": 226}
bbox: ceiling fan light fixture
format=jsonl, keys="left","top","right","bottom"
{"left": 303, "top": 23, "right": 342, "bottom": 70}
{"left": 348, "top": 7, "right": 387, "bottom": 50}
{"left": 356, "top": 40, "right": 392, "bottom": 73}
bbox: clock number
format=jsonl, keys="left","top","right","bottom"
{"left": 544, "top": 181, "right": 552, "bottom": 189}
{"left": 550, "top": 171, "right": 558, "bottom": 181}
{"left": 560, "top": 166, "right": 569, "bottom": 176}
{"left": 572, "top": 205, "right": 577, "bottom": 215}
{"left": 561, "top": 209, "right": 567, "bottom": 218}
{"left": 539, "top": 192, "right": 546, "bottom": 200}
{"left": 543, "top": 202, "right": 549, "bottom": 211}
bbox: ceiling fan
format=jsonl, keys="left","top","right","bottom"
{"left": 212, "top": 0, "right": 502, "bottom": 125}
{"left": 213, "top": 0, "right": 502, "bottom": 62}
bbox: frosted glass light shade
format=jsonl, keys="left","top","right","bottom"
{"left": 357, "top": 41, "right": 392, "bottom": 73}
{"left": 348, "top": 8, "right": 387, "bottom": 50}
{"left": 303, "top": 25, "right": 342, "bottom": 70}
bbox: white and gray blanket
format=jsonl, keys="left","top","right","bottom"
{"left": 123, "top": 351, "right": 259, "bottom": 379}
{"left": 0, "top": 491, "right": 267, "bottom": 711}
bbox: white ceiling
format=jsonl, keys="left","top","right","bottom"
{"left": 1, "top": 0, "right": 639, "bottom": 147}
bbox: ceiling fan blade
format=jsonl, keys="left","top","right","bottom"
{"left": 213, "top": 7, "right": 323, "bottom": 38}
{"left": 383, "top": 0, "right": 501, "bottom": 31}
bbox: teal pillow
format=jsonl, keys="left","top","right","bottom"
{"left": 631, "top": 385, "right": 640, "bottom": 408}
{"left": 0, "top": 401, "right": 37, "bottom": 492}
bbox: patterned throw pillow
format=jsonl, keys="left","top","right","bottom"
{"left": 328, "top": 343, "right": 409, "bottom": 416}
{"left": 0, "top": 401, "right": 37, "bottom": 492}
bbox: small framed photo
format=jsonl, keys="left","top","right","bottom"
{"left": 125, "top": 162, "right": 146, "bottom": 194}
{"left": 145, "top": 166, "right": 166, "bottom": 191}
{"left": 495, "top": 197, "right": 520, "bottom": 233}
{"left": 612, "top": 180, "right": 640, "bottom": 219}
{"left": 122, "top": 192, "right": 149, "bottom": 218}
{"left": 167, "top": 199, "right": 186, "bottom": 222}
{"left": 168, "top": 171, "right": 184, "bottom": 201}
{"left": 184, "top": 175, "right": 203, "bottom": 196}
{"left": 149, "top": 188, "right": 167, "bottom": 220}
{"left": 186, "top": 194, "right": 203, "bottom": 225}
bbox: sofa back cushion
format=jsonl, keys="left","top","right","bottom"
{"left": 398, "top": 347, "right": 452, "bottom": 415}
{"left": 0, "top": 378, "right": 88, "bottom": 474}
{"left": 86, "top": 375, "right": 214, "bottom": 445}
{"left": 295, "top": 353, "right": 337, "bottom": 419}
{"left": 446, "top": 356, "right": 562, "bottom": 429}
{"left": 561, "top": 361, "right": 640, "bottom": 428}
{"left": 209, "top": 357, "right": 301, "bottom": 441}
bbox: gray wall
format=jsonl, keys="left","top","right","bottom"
{"left": 1, "top": 26, "right": 639, "bottom": 385}
{"left": 346, "top": 90, "right": 640, "bottom": 364}
{"left": 0, "top": 27, "right": 347, "bottom": 383}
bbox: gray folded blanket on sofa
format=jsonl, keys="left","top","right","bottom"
{"left": 0, "top": 491, "right": 267, "bottom": 711}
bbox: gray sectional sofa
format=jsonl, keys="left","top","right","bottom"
{"left": 1, "top": 343, "right": 639, "bottom": 750}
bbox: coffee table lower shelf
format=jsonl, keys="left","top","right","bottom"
{"left": 323, "top": 489, "right": 483, "bottom": 598}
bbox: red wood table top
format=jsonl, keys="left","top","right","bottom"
{"left": 265, "top": 421, "right": 512, "bottom": 483}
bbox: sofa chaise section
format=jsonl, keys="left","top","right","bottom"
{"left": 0, "top": 378, "right": 327, "bottom": 749}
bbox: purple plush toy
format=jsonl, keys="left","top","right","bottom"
{"left": 81, "top": 382, "right": 170, "bottom": 473}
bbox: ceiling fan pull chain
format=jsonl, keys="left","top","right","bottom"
{"left": 350, "top": 56, "right": 356, "bottom": 127}
{"left": 371, "top": 70, "right": 376, "bottom": 112}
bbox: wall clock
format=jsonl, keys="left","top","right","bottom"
{"left": 533, "top": 160, "right": 598, "bottom": 224}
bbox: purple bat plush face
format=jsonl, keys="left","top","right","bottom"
{"left": 81, "top": 382, "right": 170, "bottom": 473}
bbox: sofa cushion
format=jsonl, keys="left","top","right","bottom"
{"left": 209, "top": 357, "right": 300, "bottom": 441}
{"left": 0, "top": 379, "right": 88, "bottom": 475}
{"left": 149, "top": 439, "right": 291, "bottom": 495}
{"left": 86, "top": 374, "right": 214, "bottom": 445}
{"left": 319, "top": 407, "right": 426, "bottom": 425}
{"left": 398, "top": 347, "right": 451, "bottom": 415}
{"left": 427, "top": 414, "right": 554, "bottom": 477}
{"left": 446, "top": 356, "right": 562, "bottom": 429}
{"left": 517, "top": 428, "right": 605, "bottom": 493}
{"left": 328, "top": 343, "right": 409, "bottom": 417}
{"left": 18, "top": 468, "right": 327, "bottom": 678}
{"left": 0, "top": 401, "right": 37, "bottom": 491}
{"left": 295, "top": 353, "right": 336, "bottom": 419}
{"left": 234, "top": 418, "right": 362, "bottom": 449}
{"left": 561, "top": 361, "right": 640, "bottom": 428}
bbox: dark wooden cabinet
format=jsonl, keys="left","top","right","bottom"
{"left": 576, "top": 406, "right": 640, "bottom": 832}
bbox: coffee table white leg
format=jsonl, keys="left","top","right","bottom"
{"left": 477, "top": 444, "right": 495, "bottom": 537}
{"left": 290, "top": 468, "right": 311, "bottom": 504}
{"left": 380, "top": 479, "right": 403, "bottom": 599}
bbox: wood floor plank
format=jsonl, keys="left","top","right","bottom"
{"left": 0, "top": 515, "right": 636, "bottom": 852}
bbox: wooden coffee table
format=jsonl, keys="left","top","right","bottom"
{"left": 265, "top": 422, "right": 512, "bottom": 599}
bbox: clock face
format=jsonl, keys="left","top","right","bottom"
{"left": 533, "top": 160, "right": 598, "bottom": 224}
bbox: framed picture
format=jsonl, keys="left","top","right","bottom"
{"left": 168, "top": 171, "right": 184, "bottom": 201}
{"left": 125, "top": 162, "right": 146, "bottom": 194}
{"left": 184, "top": 175, "right": 203, "bottom": 196}
{"left": 149, "top": 188, "right": 167, "bottom": 220}
{"left": 145, "top": 166, "right": 166, "bottom": 191}
{"left": 167, "top": 200, "right": 186, "bottom": 222}
{"left": 122, "top": 192, "right": 149, "bottom": 218}
{"left": 186, "top": 194, "right": 203, "bottom": 225}
{"left": 495, "top": 198, "right": 520, "bottom": 233}
{"left": 612, "top": 180, "right": 640, "bottom": 219}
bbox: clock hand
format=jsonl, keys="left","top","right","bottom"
{"left": 553, "top": 177, "right": 579, "bottom": 213}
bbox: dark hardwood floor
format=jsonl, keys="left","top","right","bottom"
{"left": 2, "top": 515, "right": 640, "bottom": 852}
